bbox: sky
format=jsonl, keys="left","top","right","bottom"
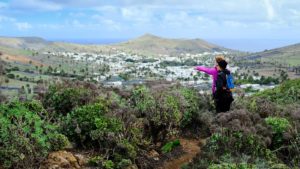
{"left": 0, "top": 0, "right": 300, "bottom": 51}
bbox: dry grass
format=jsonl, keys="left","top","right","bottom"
{"left": 1, "top": 54, "right": 46, "bottom": 67}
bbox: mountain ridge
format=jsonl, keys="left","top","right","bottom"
{"left": 0, "top": 34, "right": 232, "bottom": 55}
{"left": 114, "top": 33, "right": 231, "bottom": 55}
{"left": 242, "top": 43, "right": 300, "bottom": 65}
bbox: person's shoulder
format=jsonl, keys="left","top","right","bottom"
{"left": 224, "top": 69, "right": 231, "bottom": 74}
{"left": 217, "top": 70, "right": 224, "bottom": 74}
{"left": 217, "top": 71, "right": 227, "bottom": 78}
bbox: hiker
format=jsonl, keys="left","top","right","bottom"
{"left": 194, "top": 55, "right": 234, "bottom": 113}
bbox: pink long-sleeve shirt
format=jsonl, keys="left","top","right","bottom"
{"left": 195, "top": 66, "right": 218, "bottom": 93}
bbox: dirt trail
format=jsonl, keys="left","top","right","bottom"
{"left": 159, "top": 138, "right": 203, "bottom": 169}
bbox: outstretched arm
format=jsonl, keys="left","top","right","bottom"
{"left": 195, "top": 66, "right": 216, "bottom": 75}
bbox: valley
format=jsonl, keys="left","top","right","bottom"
{"left": 2, "top": 34, "right": 299, "bottom": 100}
{"left": 1, "top": 34, "right": 300, "bottom": 169}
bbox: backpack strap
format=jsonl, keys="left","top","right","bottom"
{"left": 216, "top": 71, "right": 228, "bottom": 91}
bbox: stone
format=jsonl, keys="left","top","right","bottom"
{"left": 74, "top": 154, "right": 87, "bottom": 166}
{"left": 40, "top": 151, "right": 82, "bottom": 169}
{"left": 126, "top": 164, "right": 139, "bottom": 169}
{"left": 147, "top": 149, "right": 159, "bottom": 158}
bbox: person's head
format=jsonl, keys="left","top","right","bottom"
{"left": 218, "top": 60, "right": 228, "bottom": 70}
{"left": 215, "top": 55, "right": 225, "bottom": 64}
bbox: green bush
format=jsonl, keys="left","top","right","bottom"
{"left": 179, "top": 87, "right": 213, "bottom": 137}
{"left": 63, "top": 103, "right": 121, "bottom": 147}
{"left": 265, "top": 117, "right": 290, "bottom": 134}
{"left": 88, "top": 155, "right": 103, "bottom": 166}
{"left": 208, "top": 163, "right": 256, "bottom": 169}
{"left": 0, "top": 101, "right": 63, "bottom": 168}
{"left": 265, "top": 117, "right": 291, "bottom": 148}
{"left": 254, "top": 79, "right": 300, "bottom": 105}
{"left": 48, "top": 133, "right": 71, "bottom": 151}
{"left": 117, "top": 159, "right": 132, "bottom": 169}
{"left": 131, "top": 85, "right": 155, "bottom": 116}
{"left": 103, "top": 160, "right": 115, "bottom": 169}
{"left": 129, "top": 85, "right": 213, "bottom": 144}
{"left": 42, "top": 84, "right": 93, "bottom": 116}
{"left": 90, "top": 116, "right": 123, "bottom": 144}
{"left": 161, "top": 139, "right": 181, "bottom": 153}
{"left": 23, "top": 100, "right": 49, "bottom": 120}
{"left": 115, "top": 140, "right": 137, "bottom": 160}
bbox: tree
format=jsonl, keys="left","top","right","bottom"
{"left": 0, "top": 59, "right": 4, "bottom": 75}
{"left": 47, "top": 66, "right": 53, "bottom": 74}
{"left": 0, "top": 59, "right": 6, "bottom": 102}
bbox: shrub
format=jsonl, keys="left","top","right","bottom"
{"left": 115, "top": 140, "right": 137, "bottom": 160}
{"left": 6, "top": 73, "right": 15, "bottom": 79}
{"left": 131, "top": 86, "right": 172, "bottom": 143}
{"left": 179, "top": 87, "right": 213, "bottom": 137}
{"left": 161, "top": 139, "right": 181, "bottom": 153}
{"left": 265, "top": 117, "right": 291, "bottom": 147}
{"left": 253, "top": 79, "right": 300, "bottom": 105}
{"left": 63, "top": 103, "right": 116, "bottom": 147}
{"left": 117, "top": 159, "right": 132, "bottom": 169}
{"left": 130, "top": 85, "right": 210, "bottom": 143}
{"left": 131, "top": 85, "right": 155, "bottom": 117}
{"left": 208, "top": 163, "right": 256, "bottom": 169}
{"left": 48, "top": 133, "right": 71, "bottom": 151}
{"left": 247, "top": 98, "right": 277, "bottom": 118}
{"left": 103, "top": 160, "right": 115, "bottom": 169}
{"left": 88, "top": 155, "right": 103, "bottom": 166}
{"left": 90, "top": 116, "right": 123, "bottom": 146}
{"left": 23, "top": 100, "right": 49, "bottom": 120}
{"left": 287, "top": 133, "right": 300, "bottom": 167}
{"left": 0, "top": 101, "right": 64, "bottom": 168}
{"left": 265, "top": 117, "right": 290, "bottom": 134}
{"left": 188, "top": 109, "right": 276, "bottom": 169}
{"left": 42, "top": 83, "right": 94, "bottom": 116}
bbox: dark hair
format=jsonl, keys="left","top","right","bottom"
{"left": 218, "top": 60, "right": 227, "bottom": 70}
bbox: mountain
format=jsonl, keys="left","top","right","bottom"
{"left": 113, "top": 34, "right": 230, "bottom": 55}
{"left": 0, "top": 34, "right": 236, "bottom": 56}
{"left": 0, "top": 36, "right": 51, "bottom": 50}
{"left": 0, "top": 36, "right": 109, "bottom": 54}
{"left": 242, "top": 43, "right": 300, "bottom": 65}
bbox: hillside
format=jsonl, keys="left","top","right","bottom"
{"left": 113, "top": 34, "right": 230, "bottom": 56}
{"left": 242, "top": 43, "right": 300, "bottom": 66}
{"left": 1, "top": 79, "right": 300, "bottom": 168}
{"left": 0, "top": 34, "right": 234, "bottom": 56}
{"left": 0, "top": 36, "right": 51, "bottom": 50}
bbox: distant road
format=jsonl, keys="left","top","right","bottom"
{"left": 0, "top": 86, "right": 20, "bottom": 90}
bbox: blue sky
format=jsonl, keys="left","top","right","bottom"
{"left": 0, "top": 0, "right": 300, "bottom": 51}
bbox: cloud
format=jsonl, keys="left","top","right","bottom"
{"left": 0, "top": 2, "right": 8, "bottom": 9}
{"left": 69, "top": 12, "right": 87, "bottom": 18}
{"left": 0, "top": 15, "right": 16, "bottom": 22}
{"left": 15, "top": 22, "right": 32, "bottom": 31}
{"left": 102, "top": 19, "right": 121, "bottom": 30}
{"left": 37, "top": 23, "right": 64, "bottom": 29}
{"left": 121, "top": 6, "right": 154, "bottom": 23}
{"left": 91, "top": 15, "right": 122, "bottom": 31}
{"left": 10, "top": 0, "right": 62, "bottom": 11}
{"left": 263, "top": 0, "right": 276, "bottom": 20}
{"left": 0, "top": 0, "right": 299, "bottom": 39}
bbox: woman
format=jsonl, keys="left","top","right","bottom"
{"left": 194, "top": 55, "right": 225, "bottom": 94}
{"left": 195, "top": 55, "right": 233, "bottom": 113}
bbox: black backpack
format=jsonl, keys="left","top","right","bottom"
{"left": 215, "top": 70, "right": 234, "bottom": 103}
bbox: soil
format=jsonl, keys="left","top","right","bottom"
{"left": 158, "top": 138, "right": 203, "bottom": 169}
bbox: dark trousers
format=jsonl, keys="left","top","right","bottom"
{"left": 213, "top": 92, "right": 232, "bottom": 113}
{"left": 215, "top": 99, "right": 231, "bottom": 113}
